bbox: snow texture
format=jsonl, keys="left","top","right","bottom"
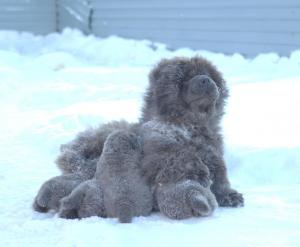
{"left": 0, "top": 29, "right": 299, "bottom": 247}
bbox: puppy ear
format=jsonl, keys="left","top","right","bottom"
{"left": 149, "top": 58, "right": 186, "bottom": 86}
{"left": 149, "top": 62, "right": 176, "bottom": 85}
{"left": 146, "top": 58, "right": 189, "bottom": 122}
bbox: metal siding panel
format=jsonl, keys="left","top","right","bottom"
{"left": 91, "top": 0, "right": 300, "bottom": 56}
{"left": 93, "top": 27, "right": 300, "bottom": 46}
{"left": 168, "top": 40, "right": 298, "bottom": 56}
{"left": 93, "top": 19, "right": 300, "bottom": 33}
{"left": 0, "top": 0, "right": 54, "bottom": 3}
{"left": 59, "top": 15, "right": 89, "bottom": 33}
{"left": 0, "top": 13, "right": 55, "bottom": 21}
{"left": 0, "top": 0, "right": 299, "bottom": 55}
{"left": 92, "top": 0, "right": 300, "bottom": 9}
{"left": 59, "top": 1, "right": 91, "bottom": 19}
{"left": 0, "top": 25, "right": 55, "bottom": 35}
{"left": 94, "top": 28, "right": 297, "bottom": 56}
{"left": 0, "top": 0, "right": 56, "bottom": 34}
{"left": 57, "top": 0, "right": 92, "bottom": 33}
{"left": 58, "top": 6, "right": 90, "bottom": 33}
{"left": 62, "top": 0, "right": 91, "bottom": 11}
{"left": 93, "top": 8, "right": 300, "bottom": 20}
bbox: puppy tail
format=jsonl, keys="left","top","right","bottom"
{"left": 116, "top": 199, "right": 134, "bottom": 223}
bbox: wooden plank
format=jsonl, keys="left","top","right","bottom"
{"left": 93, "top": 19, "right": 300, "bottom": 33}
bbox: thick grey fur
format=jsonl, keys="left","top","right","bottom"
{"left": 58, "top": 130, "right": 153, "bottom": 223}
{"left": 33, "top": 120, "right": 136, "bottom": 213}
{"left": 156, "top": 180, "right": 217, "bottom": 219}
{"left": 96, "top": 130, "right": 153, "bottom": 223}
{"left": 33, "top": 173, "right": 85, "bottom": 212}
{"left": 33, "top": 56, "right": 244, "bottom": 221}
{"left": 139, "top": 57, "right": 244, "bottom": 217}
{"left": 59, "top": 179, "right": 106, "bottom": 219}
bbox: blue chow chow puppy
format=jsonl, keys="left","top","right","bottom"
{"left": 33, "top": 56, "right": 244, "bottom": 222}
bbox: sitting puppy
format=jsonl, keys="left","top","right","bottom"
{"left": 59, "top": 130, "right": 153, "bottom": 223}
{"left": 97, "top": 130, "right": 153, "bottom": 223}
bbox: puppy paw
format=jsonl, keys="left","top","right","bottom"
{"left": 33, "top": 179, "right": 61, "bottom": 212}
{"left": 58, "top": 180, "right": 106, "bottom": 219}
{"left": 216, "top": 189, "right": 244, "bottom": 207}
{"left": 58, "top": 197, "right": 79, "bottom": 219}
{"left": 33, "top": 174, "right": 83, "bottom": 212}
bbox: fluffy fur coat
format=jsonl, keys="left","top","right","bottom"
{"left": 33, "top": 56, "right": 244, "bottom": 222}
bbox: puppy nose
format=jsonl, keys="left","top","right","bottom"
{"left": 190, "top": 75, "right": 213, "bottom": 94}
{"left": 198, "top": 75, "right": 211, "bottom": 84}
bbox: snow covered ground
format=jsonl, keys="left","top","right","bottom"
{"left": 0, "top": 29, "right": 299, "bottom": 247}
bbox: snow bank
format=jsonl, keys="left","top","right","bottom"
{"left": 1, "top": 28, "right": 300, "bottom": 82}
{"left": 0, "top": 29, "right": 299, "bottom": 247}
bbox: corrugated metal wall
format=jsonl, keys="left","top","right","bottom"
{"left": 0, "top": 0, "right": 299, "bottom": 56}
{"left": 57, "top": 0, "right": 92, "bottom": 33}
{"left": 0, "top": 0, "right": 56, "bottom": 34}
{"left": 91, "top": 0, "right": 300, "bottom": 56}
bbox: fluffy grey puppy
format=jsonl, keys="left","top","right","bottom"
{"left": 140, "top": 57, "right": 244, "bottom": 218}
{"left": 58, "top": 179, "right": 106, "bottom": 219}
{"left": 33, "top": 173, "right": 84, "bottom": 212}
{"left": 33, "top": 120, "right": 135, "bottom": 212}
{"left": 33, "top": 56, "right": 244, "bottom": 220}
{"left": 58, "top": 130, "right": 153, "bottom": 223}
{"left": 96, "top": 130, "right": 153, "bottom": 223}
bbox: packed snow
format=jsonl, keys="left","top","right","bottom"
{"left": 0, "top": 29, "right": 299, "bottom": 247}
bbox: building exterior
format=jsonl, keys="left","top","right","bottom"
{"left": 0, "top": 0, "right": 299, "bottom": 56}
{"left": 0, "top": 0, "right": 56, "bottom": 35}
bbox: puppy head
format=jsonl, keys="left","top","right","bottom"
{"left": 142, "top": 56, "right": 228, "bottom": 123}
